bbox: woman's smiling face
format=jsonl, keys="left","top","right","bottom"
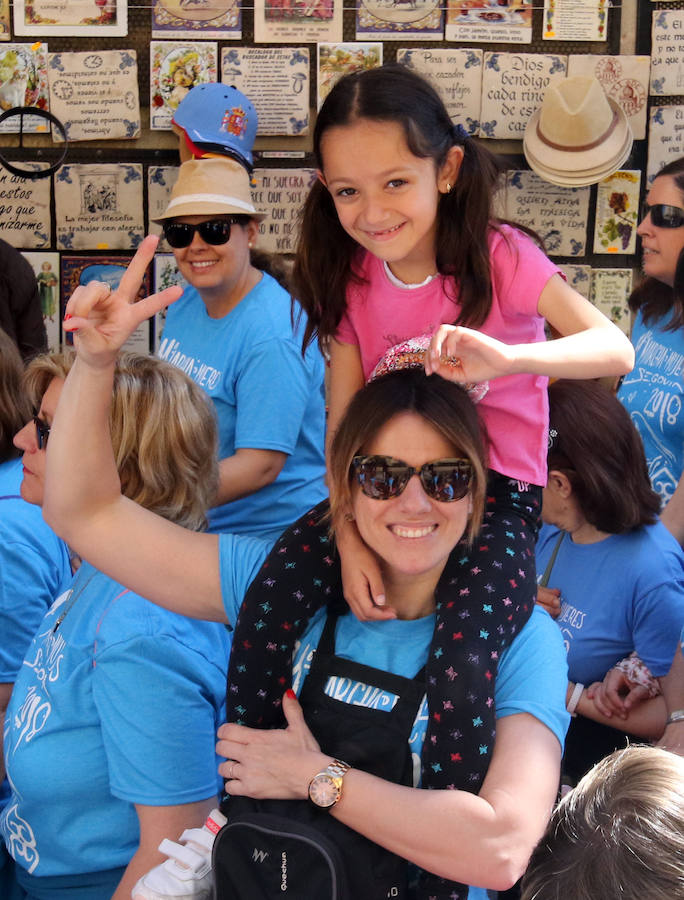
{"left": 351, "top": 411, "right": 471, "bottom": 606}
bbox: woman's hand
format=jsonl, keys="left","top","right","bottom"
{"left": 336, "top": 516, "right": 396, "bottom": 621}
{"left": 535, "top": 586, "right": 561, "bottom": 618}
{"left": 216, "top": 691, "right": 328, "bottom": 800}
{"left": 425, "top": 325, "right": 515, "bottom": 384}
{"left": 63, "top": 235, "right": 182, "bottom": 370}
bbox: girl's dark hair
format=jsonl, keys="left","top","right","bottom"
{"left": 0, "top": 327, "right": 30, "bottom": 463}
{"left": 547, "top": 380, "right": 660, "bottom": 533}
{"left": 293, "top": 64, "right": 507, "bottom": 351}
{"left": 629, "top": 156, "right": 684, "bottom": 331}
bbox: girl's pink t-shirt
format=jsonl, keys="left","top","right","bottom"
{"left": 335, "top": 225, "right": 561, "bottom": 486}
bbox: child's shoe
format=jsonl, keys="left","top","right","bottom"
{"left": 132, "top": 808, "right": 226, "bottom": 900}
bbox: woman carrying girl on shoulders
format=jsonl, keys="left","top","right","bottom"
{"left": 224, "top": 63, "right": 634, "bottom": 816}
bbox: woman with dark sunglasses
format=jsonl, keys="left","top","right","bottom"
{"left": 617, "top": 157, "right": 684, "bottom": 543}
{"left": 154, "top": 156, "right": 326, "bottom": 543}
{"left": 42, "top": 245, "right": 568, "bottom": 900}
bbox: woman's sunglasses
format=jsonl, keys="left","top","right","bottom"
{"left": 351, "top": 455, "right": 472, "bottom": 502}
{"left": 34, "top": 415, "right": 50, "bottom": 450}
{"left": 641, "top": 203, "right": 684, "bottom": 229}
{"left": 162, "top": 216, "right": 245, "bottom": 249}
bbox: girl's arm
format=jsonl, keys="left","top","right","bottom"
{"left": 43, "top": 239, "right": 227, "bottom": 623}
{"left": 218, "top": 695, "right": 561, "bottom": 891}
{"left": 326, "top": 338, "right": 364, "bottom": 456}
{"left": 427, "top": 275, "right": 634, "bottom": 383}
{"left": 111, "top": 799, "right": 215, "bottom": 900}
{"left": 327, "top": 339, "right": 394, "bottom": 620}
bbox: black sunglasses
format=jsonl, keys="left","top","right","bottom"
{"left": 351, "top": 455, "right": 472, "bottom": 502}
{"left": 641, "top": 202, "right": 684, "bottom": 229}
{"left": 34, "top": 415, "right": 50, "bottom": 450}
{"left": 162, "top": 217, "right": 246, "bottom": 249}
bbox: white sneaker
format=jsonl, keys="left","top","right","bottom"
{"left": 132, "top": 808, "right": 226, "bottom": 900}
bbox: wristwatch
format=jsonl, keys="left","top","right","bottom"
{"left": 308, "top": 759, "right": 351, "bottom": 810}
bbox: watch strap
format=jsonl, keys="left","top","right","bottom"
{"left": 666, "top": 708, "right": 684, "bottom": 725}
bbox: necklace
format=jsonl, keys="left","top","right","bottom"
{"left": 52, "top": 569, "right": 98, "bottom": 633}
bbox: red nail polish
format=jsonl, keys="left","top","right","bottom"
{"left": 285, "top": 688, "right": 296, "bottom": 700}
{"left": 63, "top": 313, "right": 72, "bottom": 321}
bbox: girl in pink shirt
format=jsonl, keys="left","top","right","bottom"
{"left": 224, "top": 65, "right": 633, "bottom": 900}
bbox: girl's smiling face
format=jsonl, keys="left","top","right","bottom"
{"left": 319, "top": 118, "right": 462, "bottom": 286}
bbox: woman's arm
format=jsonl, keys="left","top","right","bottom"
{"left": 427, "top": 276, "right": 634, "bottom": 383}
{"left": 569, "top": 681, "right": 666, "bottom": 741}
{"left": 215, "top": 449, "right": 287, "bottom": 506}
{"left": 111, "top": 799, "right": 215, "bottom": 900}
{"left": 660, "top": 476, "right": 684, "bottom": 546}
{"left": 43, "top": 239, "right": 227, "bottom": 623}
{"left": 657, "top": 640, "right": 684, "bottom": 755}
{"left": 218, "top": 695, "right": 561, "bottom": 891}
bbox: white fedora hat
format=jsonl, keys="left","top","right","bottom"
{"left": 523, "top": 76, "right": 633, "bottom": 187}
{"left": 153, "top": 157, "right": 265, "bottom": 222}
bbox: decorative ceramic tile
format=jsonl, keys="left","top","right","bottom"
{"left": 221, "top": 47, "right": 309, "bottom": 136}
{"left": 446, "top": 0, "right": 532, "bottom": 44}
{"left": 593, "top": 170, "right": 640, "bottom": 255}
{"left": 152, "top": 0, "right": 241, "bottom": 39}
{"left": 480, "top": 52, "right": 566, "bottom": 139}
{"left": 397, "top": 48, "right": 482, "bottom": 134}
{"left": 317, "top": 42, "right": 382, "bottom": 108}
{"left": 356, "top": 0, "right": 443, "bottom": 41}
{"left": 646, "top": 105, "right": 684, "bottom": 185}
{"left": 590, "top": 268, "right": 633, "bottom": 335}
{"left": 48, "top": 50, "right": 139, "bottom": 141}
{"left": 0, "top": 166, "right": 51, "bottom": 248}
{"left": 254, "top": 0, "right": 343, "bottom": 43}
{"left": 650, "top": 11, "right": 684, "bottom": 96}
{"left": 251, "top": 167, "right": 317, "bottom": 253}
{"left": 502, "top": 170, "right": 589, "bottom": 257}
{"left": 13, "top": 0, "right": 127, "bottom": 36}
{"left": 150, "top": 41, "right": 218, "bottom": 130}
{"left": 55, "top": 163, "right": 144, "bottom": 250}
{"left": 567, "top": 54, "right": 650, "bottom": 140}
{"left": 0, "top": 44, "right": 49, "bottom": 132}
{"left": 22, "top": 251, "right": 61, "bottom": 349}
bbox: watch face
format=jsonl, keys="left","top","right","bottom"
{"left": 308, "top": 773, "right": 340, "bottom": 808}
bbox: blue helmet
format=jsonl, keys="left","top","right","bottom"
{"left": 172, "top": 83, "right": 258, "bottom": 170}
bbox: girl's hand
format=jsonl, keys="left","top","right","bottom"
{"left": 63, "top": 235, "right": 182, "bottom": 370}
{"left": 535, "top": 586, "right": 561, "bottom": 618}
{"left": 425, "top": 325, "right": 515, "bottom": 384}
{"left": 216, "top": 691, "right": 326, "bottom": 800}
{"left": 585, "top": 669, "right": 632, "bottom": 719}
{"left": 337, "top": 517, "right": 396, "bottom": 622}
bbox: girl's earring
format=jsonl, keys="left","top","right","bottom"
{"left": 445, "top": 182, "right": 453, "bottom": 193}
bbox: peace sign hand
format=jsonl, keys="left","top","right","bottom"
{"left": 62, "top": 235, "right": 183, "bottom": 370}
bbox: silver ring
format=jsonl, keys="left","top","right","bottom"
{"left": 229, "top": 762, "right": 235, "bottom": 780}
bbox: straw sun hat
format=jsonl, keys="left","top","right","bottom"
{"left": 523, "top": 76, "right": 633, "bottom": 187}
{"left": 153, "top": 156, "right": 265, "bottom": 222}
